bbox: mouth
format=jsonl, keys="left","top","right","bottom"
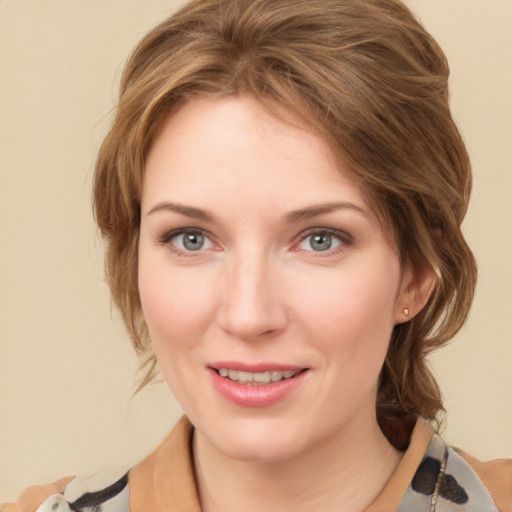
{"left": 214, "top": 368, "right": 304, "bottom": 385}
{"left": 209, "top": 363, "right": 309, "bottom": 407}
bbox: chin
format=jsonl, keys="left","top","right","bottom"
{"left": 219, "top": 434, "right": 303, "bottom": 463}
{"left": 199, "top": 415, "right": 312, "bottom": 463}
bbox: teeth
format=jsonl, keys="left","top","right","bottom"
{"left": 238, "top": 371, "right": 253, "bottom": 383}
{"left": 217, "top": 368, "right": 300, "bottom": 384}
{"left": 254, "top": 372, "right": 271, "bottom": 383}
{"left": 271, "top": 371, "right": 281, "bottom": 382}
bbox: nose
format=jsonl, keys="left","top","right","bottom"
{"left": 219, "top": 251, "right": 287, "bottom": 341}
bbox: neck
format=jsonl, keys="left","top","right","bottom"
{"left": 193, "top": 410, "right": 403, "bottom": 512}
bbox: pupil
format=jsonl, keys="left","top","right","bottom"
{"left": 183, "top": 233, "right": 204, "bottom": 250}
{"left": 311, "top": 233, "right": 332, "bottom": 251}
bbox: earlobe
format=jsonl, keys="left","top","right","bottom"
{"left": 395, "top": 264, "right": 437, "bottom": 324}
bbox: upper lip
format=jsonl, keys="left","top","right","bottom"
{"left": 209, "top": 361, "right": 306, "bottom": 372}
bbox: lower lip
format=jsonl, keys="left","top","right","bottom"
{"left": 210, "top": 369, "right": 307, "bottom": 408}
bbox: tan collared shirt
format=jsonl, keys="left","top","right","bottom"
{"left": 2, "top": 416, "right": 511, "bottom": 512}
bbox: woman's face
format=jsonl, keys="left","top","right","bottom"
{"left": 138, "top": 95, "right": 413, "bottom": 462}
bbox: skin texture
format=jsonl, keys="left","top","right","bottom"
{"left": 138, "top": 95, "right": 433, "bottom": 512}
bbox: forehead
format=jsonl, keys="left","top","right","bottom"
{"left": 144, "top": 95, "right": 363, "bottom": 205}
{"left": 141, "top": 95, "right": 401, "bottom": 251}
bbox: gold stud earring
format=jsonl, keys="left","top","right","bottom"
{"left": 403, "top": 308, "right": 409, "bottom": 316}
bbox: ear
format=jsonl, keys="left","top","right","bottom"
{"left": 395, "top": 263, "right": 437, "bottom": 324}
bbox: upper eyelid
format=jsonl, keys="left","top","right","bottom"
{"left": 292, "top": 228, "right": 354, "bottom": 255}
{"left": 157, "top": 228, "right": 219, "bottom": 256}
{"left": 158, "top": 227, "right": 214, "bottom": 243}
{"left": 156, "top": 226, "right": 353, "bottom": 250}
{"left": 154, "top": 230, "right": 214, "bottom": 257}
{"left": 296, "top": 227, "right": 353, "bottom": 243}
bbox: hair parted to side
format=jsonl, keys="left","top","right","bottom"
{"left": 93, "top": 0, "right": 477, "bottom": 435}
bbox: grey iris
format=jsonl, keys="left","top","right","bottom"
{"left": 183, "top": 233, "right": 205, "bottom": 250}
{"left": 310, "top": 233, "right": 332, "bottom": 251}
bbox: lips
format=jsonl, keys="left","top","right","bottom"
{"left": 209, "top": 362, "right": 308, "bottom": 407}
{"left": 216, "top": 368, "right": 301, "bottom": 384}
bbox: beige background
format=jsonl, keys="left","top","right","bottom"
{"left": 0, "top": 0, "right": 511, "bottom": 501}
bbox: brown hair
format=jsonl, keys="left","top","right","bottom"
{"left": 93, "top": 0, "right": 477, "bottom": 433}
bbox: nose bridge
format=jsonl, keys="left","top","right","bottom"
{"left": 220, "top": 246, "right": 286, "bottom": 340}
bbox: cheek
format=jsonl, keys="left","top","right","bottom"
{"left": 138, "top": 259, "right": 221, "bottom": 409}
{"left": 138, "top": 256, "right": 218, "bottom": 356}
{"left": 293, "top": 263, "right": 400, "bottom": 360}
{"left": 297, "top": 267, "right": 400, "bottom": 412}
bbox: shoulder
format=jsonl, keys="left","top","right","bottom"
{"left": 457, "top": 448, "right": 512, "bottom": 512}
{"left": 405, "top": 428, "right": 511, "bottom": 512}
{"left": 393, "top": 419, "right": 511, "bottom": 512}
{"left": 1, "top": 417, "right": 195, "bottom": 512}
{"left": 1, "top": 469, "right": 129, "bottom": 512}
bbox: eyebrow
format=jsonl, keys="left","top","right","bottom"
{"left": 285, "top": 201, "right": 368, "bottom": 223}
{"left": 146, "top": 200, "right": 367, "bottom": 223}
{"left": 146, "top": 201, "right": 217, "bottom": 223}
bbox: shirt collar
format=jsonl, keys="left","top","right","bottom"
{"left": 129, "top": 415, "right": 435, "bottom": 512}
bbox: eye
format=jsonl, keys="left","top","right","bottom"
{"left": 168, "top": 229, "right": 214, "bottom": 252}
{"left": 296, "top": 230, "right": 349, "bottom": 253}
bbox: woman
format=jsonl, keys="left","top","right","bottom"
{"left": 2, "top": 0, "right": 510, "bottom": 511}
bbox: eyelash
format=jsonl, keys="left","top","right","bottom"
{"left": 156, "top": 228, "right": 218, "bottom": 257}
{"left": 156, "top": 227, "right": 353, "bottom": 256}
{"left": 295, "top": 228, "right": 353, "bottom": 256}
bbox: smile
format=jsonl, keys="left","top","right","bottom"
{"left": 216, "top": 368, "right": 301, "bottom": 385}
{"left": 210, "top": 366, "right": 308, "bottom": 407}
